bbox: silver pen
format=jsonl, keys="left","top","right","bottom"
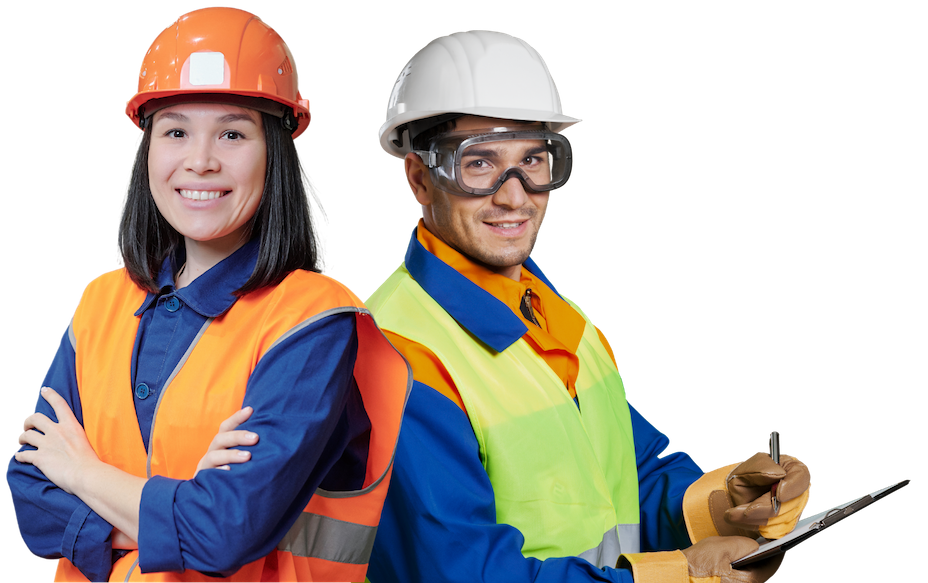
{"left": 769, "top": 431, "right": 780, "bottom": 514}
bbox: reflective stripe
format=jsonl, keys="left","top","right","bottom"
{"left": 618, "top": 523, "right": 641, "bottom": 554}
{"left": 576, "top": 523, "right": 640, "bottom": 568}
{"left": 277, "top": 512, "right": 377, "bottom": 565}
{"left": 267, "top": 306, "right": 369, "bottom": 354}
{"left": 124, "top": 557, "right": 140, "bottom": 582}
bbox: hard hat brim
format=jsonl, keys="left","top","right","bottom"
{"left": 127, "top": 90, "right": 311, "bottom": 138}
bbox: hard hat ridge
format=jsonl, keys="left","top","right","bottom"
{"left": 126, "top": 7, "right": 311, "bottom": 138}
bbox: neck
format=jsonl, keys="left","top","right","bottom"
{"left": 493, "top": 263, "right": 522, "bottom": 282}
{"left": 176, "top": 231, "right": 249, "bottom": 289}
{"left": 418, "top": 220, "right": 524, "bottom": 282}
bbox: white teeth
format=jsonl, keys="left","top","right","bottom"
{"left": 179, "top": 189, "right": 225, "bottom": 200}
{"left": 495, "top": 222, "right": 522, "bottom": 229}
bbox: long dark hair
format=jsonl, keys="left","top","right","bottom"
{"left": 118, "top": 111, "right": 320, "bottom": 295}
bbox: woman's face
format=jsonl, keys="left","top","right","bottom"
{"left": 148, "top": 103, "right": 267, "bottom": 247}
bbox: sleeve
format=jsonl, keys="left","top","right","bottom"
{"left": 630, "top": 403, "right": 704, "bottom": 552}
{"left": 7, "top": 328, "right": 117, "bottom": 583}
{"left": 136, "top": 312, "right": 365, "bottom": 575}
{"left": 367, "top": 381, "right": 634, "bottom": 583}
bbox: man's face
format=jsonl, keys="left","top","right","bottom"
{"left": 412, "top": 116, "right": 549, "bottom": 281}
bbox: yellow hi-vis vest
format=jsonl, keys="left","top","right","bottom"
{"left": 58, "top": 268, "right": 410, "bottom": 582}
{"left": 367, "top": 264, "right": 641, "bottom": 568}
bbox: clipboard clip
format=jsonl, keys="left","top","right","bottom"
{"left": 813, "top": 494, "right": 874, "bottom": 530}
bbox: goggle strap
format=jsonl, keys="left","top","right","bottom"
{"left": 413, "top": 150, "right": 438, "bottom": 168}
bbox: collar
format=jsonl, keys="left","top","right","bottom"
{"left": 403, "top": 223, "right": 562, "bottom": 353}
{"left": 135, "top": 237, "right": 261, "bottom": 318}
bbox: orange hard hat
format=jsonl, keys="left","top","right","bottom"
{"left": 126, "top": 7, "right": 311, "bottom": 138}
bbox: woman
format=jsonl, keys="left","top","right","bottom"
{"left": 7, "top": 8, "right": 409, "bottom": 582}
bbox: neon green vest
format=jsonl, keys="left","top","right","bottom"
{"left": 368, "top": 264, "right": 641, "bottom": 567}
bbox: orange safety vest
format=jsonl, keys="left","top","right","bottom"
{"left": 55, "top": 268, "right": 410, "bottom": 582}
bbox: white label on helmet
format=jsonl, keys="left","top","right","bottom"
{"left": 189, "top": 52, "right": 225, "bottom": 86}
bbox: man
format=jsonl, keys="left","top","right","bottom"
{"left": 366, "top": 31, "right": 810, "bottom": 583}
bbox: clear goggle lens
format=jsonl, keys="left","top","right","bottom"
{"left": 415, "top": 128, "right": 572, "bottom": 196}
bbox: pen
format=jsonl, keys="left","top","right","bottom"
{"left": 769, "top": 431, "right": 780, "bottom": 514}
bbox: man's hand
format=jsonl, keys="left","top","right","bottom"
{"left": 16, "top": 387, "right": 100, "bottom": 495}
{"left": 682, "top": 536, "right": 782, "bottom": 583}
{"left": 725, "top": 453, "right": 810, "bottom": 539}
{"left": 194, "top": 406, "right": 258, "bottom": 477}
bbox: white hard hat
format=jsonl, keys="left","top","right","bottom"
{"left": 379, "top": 30, "right": 580, "bottom": 158}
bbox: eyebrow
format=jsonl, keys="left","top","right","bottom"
{"left": 218, "top": 113, "right": 258, "bottom": 125}
{"left": 462, "top": 144, "right": 547, "bottom": 159}
{"left": 462, "top": 147, "right": 500, "bottom": 159}
{"left": 154, "top": 111, "right": 258, "bottom": 124}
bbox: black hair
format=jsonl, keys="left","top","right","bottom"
{"left": 118, "top": 111, "right": 320, "bottom": 296}
{"left": 409, "top": 114, "right": 462, "bottom": 151}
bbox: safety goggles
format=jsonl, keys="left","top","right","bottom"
{"left": 414, "top": 127, "right": 572, "bottom": 196}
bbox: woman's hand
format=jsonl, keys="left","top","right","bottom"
{"left": 16, "top": 387, "right": 100, "bottom": 495}
{"left": 194, "top": 406, "right": 259, "bottom": 477}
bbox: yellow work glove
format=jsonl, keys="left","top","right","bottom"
{"left": 725, "top": 453, "right": 810, "bottom": 539}
{"left": 682, "top": 536, "right": 782, "bottom": 583}
{"left": 619, "top": 537, "right": 781, "bottom": 583}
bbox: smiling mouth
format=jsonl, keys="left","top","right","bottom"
{"left": 486, "top": 221, "right": 525, "bottom": 229}
{"left": 179, "top": 189, "right": 229, "bottom": 201}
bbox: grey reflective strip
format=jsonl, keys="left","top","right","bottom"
{"left": 577, "top": 523, "right": 640, "bottom": 568}
{"left": 618, "top": 523, "right": 641, "bottom": 554}
{"left": 265, "top": 306, "right": 367, "bottom": 354}
{"left": 277, "top": 512, "right": 377, "bottom": 565}
{"left": 123, "top": 557, "right": 140, "bottom": 582}
{"left": 147, "top": 317, "right": 214, "bottom": 478}
{"left": 67, "top": 319, "right": 76, "bottom": 351}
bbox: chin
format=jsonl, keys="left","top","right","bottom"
{"left": 482, "top": 248, "right": 532, "bottom": 269}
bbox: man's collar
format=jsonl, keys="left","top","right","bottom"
{"left": 403, "top": 226, "right": 561, "bottom": 353}
{"left": 135, "top": 238, "right": 261, "bottom": 318}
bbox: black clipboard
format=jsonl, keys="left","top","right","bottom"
{"left": 731, "top": 479, "right": 909, "bottom": 568}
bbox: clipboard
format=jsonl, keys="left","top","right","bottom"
{"left": 731, "top": 479, "right": 909, "bottom": 568}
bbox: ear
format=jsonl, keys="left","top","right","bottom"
{"left": 405, "top": 152, "right": 433, "bottom": 205}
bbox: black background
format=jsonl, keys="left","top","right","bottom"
{"left": 10, "top": 3, "right": 912, "bottom": 581}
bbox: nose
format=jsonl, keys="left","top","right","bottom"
{"left": 491, "top": 175, "right": 529, "bottom": 209}
{"left": 185, "top": 136, "right": 220, "bottom": 174}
